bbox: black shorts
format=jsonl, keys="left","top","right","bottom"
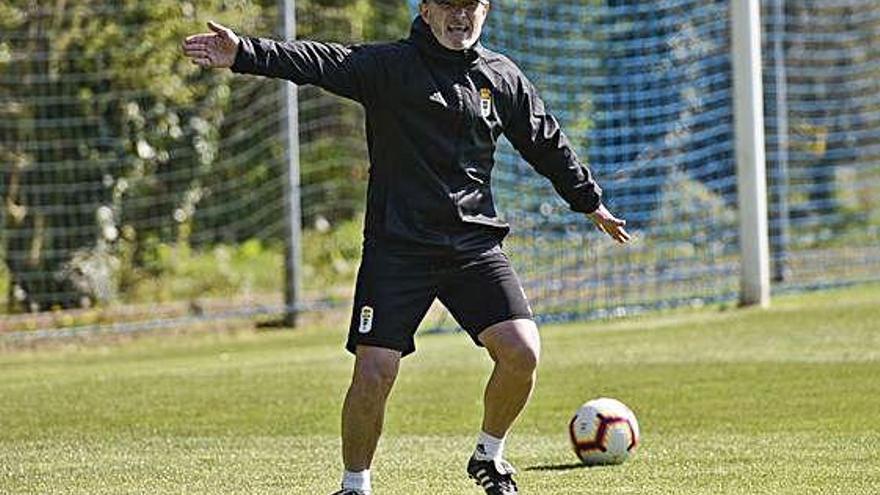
{"left": 346, "top": 239, "right": 534, "bottom": 356}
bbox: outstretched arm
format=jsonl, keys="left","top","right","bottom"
{"left": 182, "top": 21, "right": 240, "bottom": 69}
{"left": 504, "top": 72, "right": 631, "bottom": 245}
{"left": 182, "top": 21, "right": 372, "bottom": 102}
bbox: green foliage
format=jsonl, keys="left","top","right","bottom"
{"left": 115, "top": 219, "right": 364, "bottom": 304}
{"left": 297, "top": 0, "right": 410, "bottom": 42}
{"left": 301, "top": 217, "right": 363, "bottom": 294}
{"left": 45, "top": 217, "right": 366, "bottom": 307}
{"left": 123, "top": 239, "right": 282, "bottom": 303}
{"left": 294, "top": 0, "right": 410, "bottom": 225}
{"left": 0, "top": 0, "right": 267, "bottom": 311}
{"left": 0, "top": 261, "right": 8, "bottom": 305}
{"left": 299, "top": 136, "right": 369, "bottom": 222}
{"left": 0, "top": 1, "right": 412, "bottom": 313}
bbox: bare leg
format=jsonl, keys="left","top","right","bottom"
{"left": 342, "top": 345, "right": 401, "bottom": 471}
{"left": 477, "top": 319, "right": 541, "bottom": 438}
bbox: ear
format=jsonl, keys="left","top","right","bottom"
{"left": 419, "top": 2, "right": 429, "bottom": 19}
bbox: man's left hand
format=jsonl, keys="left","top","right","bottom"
{"left": 588, "top": 203, "right": 632, "bottom": 244}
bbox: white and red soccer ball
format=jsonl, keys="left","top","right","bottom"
{"left": 569, "top": 397, "right": 640, "bottom": 466}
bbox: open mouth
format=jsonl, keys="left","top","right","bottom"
{"left": 447, "top": 24, "right": 471, "bottom": 35}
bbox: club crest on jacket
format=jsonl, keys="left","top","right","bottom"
{"left": 480, "top": 88, "right": 492, "bottom": 118}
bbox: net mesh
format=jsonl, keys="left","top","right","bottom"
{"left": 1, "top": 1, "right": 287, "bottom": 328}
{"left": 483, "top": 0, "right": 740, "bottom": 321}
{"left": 412, "top": 0, "right": 880, "bottom": 322}
{"left": 1, "top": 0, "right": 879, "bottom": 336}
{"left": 764, "top": 0, "right": 880, "bottom": 290}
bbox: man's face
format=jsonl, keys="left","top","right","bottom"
{"left": 420, "top": 0, "right": 490, "bottom": 51}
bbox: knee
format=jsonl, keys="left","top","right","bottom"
{"left": 351, "top": 348, "right": 400, "bottom": 397}
{"left": 482, "top": 320, "right": 541, "bottom": 375}
{"left": 495, "top": 337, "right": 540, "bottom": 376}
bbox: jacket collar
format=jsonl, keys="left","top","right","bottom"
{"left": 410, "top": 16, "right": 484, "bottom": 65}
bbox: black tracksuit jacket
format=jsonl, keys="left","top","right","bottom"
{"left": 232, "top": 16, "right": 603, "bottom": 252}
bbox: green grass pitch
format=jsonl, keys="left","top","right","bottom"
{"left": 2, "top": 284, "right": 879, "bottom": 494}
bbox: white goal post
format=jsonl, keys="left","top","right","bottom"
{"left": 730, "top": 0, "right": 771, "bottom": 308}
{"left": 281, "top": 0, "right": 303, "bottom": 326}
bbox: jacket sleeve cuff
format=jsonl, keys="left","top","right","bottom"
{"left": 569, "top": 183, "right": 603, "bottom": 214}
{"left": 230, "top": 37, "right": 256, "bottom": 74}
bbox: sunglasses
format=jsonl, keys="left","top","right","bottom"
{"left": 430, "top": 0, "right": 489, "bottom": 9}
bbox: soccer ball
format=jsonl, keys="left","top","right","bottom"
{"left": 568, "top": 397, "right": 640, "bottom": 466}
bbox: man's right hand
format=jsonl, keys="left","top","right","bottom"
{"left": 182, "top": 21, "right": 240, "bottom": 69}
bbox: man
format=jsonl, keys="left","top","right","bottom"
{"left": 183, "top": 1, "right": 630, "bottom": 493}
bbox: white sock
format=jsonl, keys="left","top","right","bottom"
{"left": 342, "top": 469, "right": 372, "bottom": 493}
{"left": 474, "top": 431, "right": 506, "bottom": 461}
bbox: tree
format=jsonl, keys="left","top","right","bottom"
{"left": 0, "top": 0, "right": 263, "bottom": 311}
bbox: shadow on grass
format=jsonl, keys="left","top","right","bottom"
{"left": 525, "top": 462, "right": 587, "bottom": 472}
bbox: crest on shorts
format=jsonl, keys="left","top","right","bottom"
{"left": 358, "top": 305, "right": 374, "bottom": 334}
{"left": 480, "top": 88, "right": 492, "bottom": 118}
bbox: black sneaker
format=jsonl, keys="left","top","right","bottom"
{"left": 467, "top": 456, "right": 519, "bottom": 494}
{"left": 330, "top": 489, "right": 369, "bottom": 495}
